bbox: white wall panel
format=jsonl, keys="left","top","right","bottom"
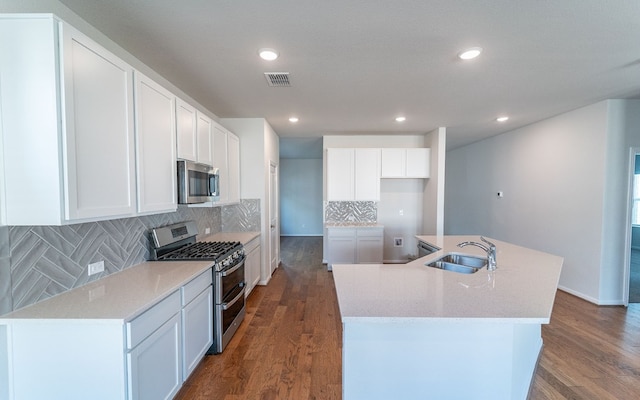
{"left": 444, "top": 100, "right": 640, "bottom": 303}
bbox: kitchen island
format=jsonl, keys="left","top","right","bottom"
{"left": 332, "top": 235, "right": 563, "bottom": 400}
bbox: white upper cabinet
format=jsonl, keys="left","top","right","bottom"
{"left": 354, "top": 148, "right": 381, "bottom": 200}
{"left": 327, "top": 148, "right": 355, "bottom": 201}
{"left": 176, "top": 98, "right": 198, "bottom": 162}
{"left": 227, "top": 132, "right": 241, "bottom": 203}
{"left": 177, "top": 101, "right": 212, "bottom": 167}
{"left": 0, "top": 15, "right": 137, "bottom": 225}
{"left": 133, "top": 71, "right": 177, "bottom": 214}
{"left": 196, "top": 112, "right": 213, "bottom": 166}
{"left": 381, "top": 148, "right": 430, "bottom": 178}
{"left": 61, "top": 22, "right": 137, "bottom": 221}
{"left": 212, "top": 123, "right": 241, "bottom": 205}
{"left": 327, "top": 148, "right": 380, "bottom": 201}
{"left": 212, "top": 123, "right": 229, "bottom": 203}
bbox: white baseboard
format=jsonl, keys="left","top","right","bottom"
{"left": 557, "top": 286, "right": 624, "bottom": 306}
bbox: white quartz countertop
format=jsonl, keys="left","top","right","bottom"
{"left": 200, "top": 231, "right": 260, "bottom": 244}
{"left": 332, "top": 235, "right": 563, "bottom": 324}
{"left": 324, "top": 222, "right": 383, "bottom": 228}
{"left": 0, "top": 261, "right": 213, "bottom": 322}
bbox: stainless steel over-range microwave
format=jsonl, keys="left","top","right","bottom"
{"left": 177, "top": 160, "right": 219, "bottom": 204}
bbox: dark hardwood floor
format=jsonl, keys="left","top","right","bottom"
{"left": 176, "top": 236, "right": 640, "bottom": 400}
{"left": 175, "top": 236, "right": 342, "bottom": 400}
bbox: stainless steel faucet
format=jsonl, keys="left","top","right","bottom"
{"left": 458, "top": 236, "right": 497, "bottom": 271}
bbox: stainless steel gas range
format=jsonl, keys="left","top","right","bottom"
{"left": 150, "top": 221, "right": 245, "bottom": 354}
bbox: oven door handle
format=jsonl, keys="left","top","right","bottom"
{"left": 221, "top": 259, "right": 245, "bottom": 277}
{"left": 222, "top": 287, "right": 245, "bottom": 311}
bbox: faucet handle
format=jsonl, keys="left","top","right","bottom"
{"left": 480, "top": 236, "right": 495, "bottom": 248}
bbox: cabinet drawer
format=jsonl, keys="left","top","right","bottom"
{"left": 127, "top": 290, "right": 181, "bottom": 350}
{"left": 356, "top": 227, "right": 383, "bottom": 238}
{"left": 182, "top": 269, "right": 212, "bottom": 306}
{"left": 327, "top": 228, "right": 356, "bottom": 238}
{"left": 244, "top": 236, "right": 260, "bottom": 253}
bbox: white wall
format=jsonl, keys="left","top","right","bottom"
{"left": 603, "top": 100, "right": 640, "bottom": 301}
{"left": 280, "top": 159, "right": 323, "bottom": 236}
{"left": 377, "top": 179, "right": 424, "bottom": 261}
{"left": 445, "top": 100, "right": 640, "bottom": 304}
{"left": 423, "top": 127, "right": 446, "bottom": 235}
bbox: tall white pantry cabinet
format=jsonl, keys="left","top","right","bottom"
{"left": 0, "top": 14, "right": 137, "bottom": 225}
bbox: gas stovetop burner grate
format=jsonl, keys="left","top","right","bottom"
{"left": 157, "top": 241, "right": 243, "bottom": 261}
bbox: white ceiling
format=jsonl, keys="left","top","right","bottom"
{"left": 57, "top": 0, "right": 640, "bottom": 150}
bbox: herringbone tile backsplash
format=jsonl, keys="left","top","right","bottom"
{"left": 0, "top": 200, "right": 260, "bottom": 315}
{"left": 325, "top": 201, "right": 377, "bottom": 223}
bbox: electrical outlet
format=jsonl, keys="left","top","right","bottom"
{"left": 394, "top": 238, "right": 404, "bottom": 247}
{"left": 88, "top": 260, "right": 104, "bottom": 276}
{"left": 205, "top": 227, "right": 211, "bottom": 234}
{"left": 399, "top": 209, "right": 404, "bottom": 216}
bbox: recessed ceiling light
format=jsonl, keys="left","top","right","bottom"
{"left": 496, "top": 116, "right": 509, "bottom": 122}
{"left": 289, "top": 117, "right": 299, "bottom": 123}
{"left": 258, "top": 48, "right": 279, "bottom": 61}
{"left": 395, "top": 116, "right": 406, "bottom": 122}
{"left": 458, "top": 47, "right": 482, "bottom": 60}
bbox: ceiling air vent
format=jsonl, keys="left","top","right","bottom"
{"left": 264, "top": 72, "right": 291, "bottom": 87}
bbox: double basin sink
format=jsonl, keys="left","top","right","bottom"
{"left": 426, "top": 253, "right": 487, "bottom": 274}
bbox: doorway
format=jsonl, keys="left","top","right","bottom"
{"left": 626, "top": 149, "right": 640, "bottom": 304}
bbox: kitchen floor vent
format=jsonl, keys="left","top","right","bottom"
{"left": 264, "top": 72, "right": 291, "bottom": 87}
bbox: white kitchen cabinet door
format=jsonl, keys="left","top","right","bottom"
{"left": 227, "top": 132, "right": 241, "bottom": 203}
{"left": 134, "top": 71, "right": 177, "bottom": 214}
{"left": 326, "top": 148, "right": 355, "bottom": 201}
{"left": 327, "top": 228, "right": 357, "bottom": 270}
{"left": 196, "top": 112, "right": 213, "bottom": 166}
{"left": 182, "top": 286, "right": 213, "bottom": 379}
{"left": 405, "top": 148, "right": 430, "bottom": 178}
{"left": 127, "top": 312, "right": 182, "bottom": 400}
{"left": 0, "top": 16, "right": 138, "bottom": 225}
{"left": 327, "top": 148, "right": 380, "bottom": 201}
{"left": 354, "top": 148, "right": 381, "bottom": 201}
{"left": 356, "top": 228, "right": 384, "bottom": 263}
{"left": 212, "top": 123, "right": 229, "bottom": 202}
{"left": 381, "top": 148, "right": 430, "bottom": 178}
{"left": 176, "top": 98, "right": 197, "bottom": 161}
{"left": 380, "top": 148, "right": 405, "bottom": 178}
{"left": 61, "top": 22, "right": 137, "bottom": 221}
{"left": 244, "top": 237, "right": 261, "bottom": 295}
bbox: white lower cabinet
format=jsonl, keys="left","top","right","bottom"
{"left": 327, "top": 226, "right": 383, "bottom": 270}
{"left": 181, "top": 271, "right": 213, "bottom": 379}
{"left": 126, "top": 291, "right": 182, "bottom": 400}
{"left": 0, "top": 269, "right": 213, "bottom": 400}
{"left": 357, "top": 228, "right": 384, "bottom": 264}
{"left": 127, "top": 312, "right": 182, "bottom": 400}
{"left": 244, "top": 236, "right": 261, "bottom": 295}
